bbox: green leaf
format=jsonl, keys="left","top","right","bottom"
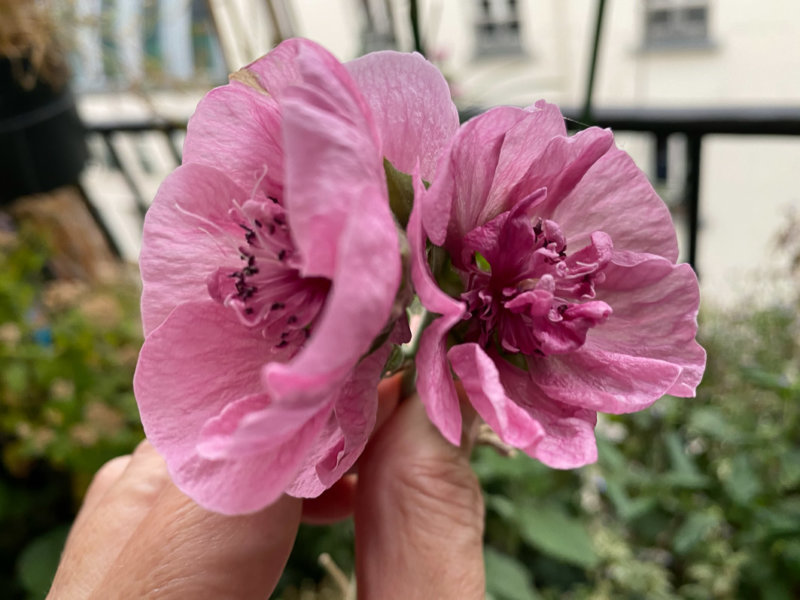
{"left": 605, "top": 479, "right": 656, "bottom": 522}
{"left": 384, "top": 158, "right": 415, "bottom": 227}
{"left": 722, "top": 454, "right": 762, "bottom": 506}
{"left": 779, "top": 450, "right": 800, "bottom": 489}
{"left": 673, "top": 511, "right": 718, "bottom": 555}
{"left": 485, "top": 493, "right": 517, "bottom": 521}
{"left": 665, "top": 431, "right": 700, "bottom": 477}
{"left": 688, "top": 407, "right": 736, "bottom": 441}
{"left": 515, "top": 504, "right": 599, "bottom": 569}
{"left": 17, "top": 525, "right": 70, "bottom": 599}
{"left": 484, "top": 546, "right": 542, "bottom": 600}
{"left": 740, "top": 366, "right": 793, "bottom": 392}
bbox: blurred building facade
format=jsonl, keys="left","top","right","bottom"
{"left": 68, "top": 0, "right": 800, "bottom": 304}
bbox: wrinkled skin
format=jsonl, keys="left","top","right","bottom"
{"left": 48, "top": 378, "right": 485, "bottom": 599}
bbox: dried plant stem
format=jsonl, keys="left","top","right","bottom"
{"left": 476, "top": 423, "right": 517, "bottom": 457}
{"left": 317, "top": 553, "right": 355, "bottom": 600}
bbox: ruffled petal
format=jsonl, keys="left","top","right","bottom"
{"left": 553, "top": 145, "right": 679, "bottom": 262}
{"left": 410, "top": 172, "right": 466, "bottom": 445}
{"left": 423, "top": 106, "right": 526, "bottom": 246}
{"left": 492, "top": 355, "right": 598, "bottom": 468}
{"left": 140, "top": 164, "right": 246, "bottom": 335}
{"left": 526, "top": 341, "right": 682, "bottom": 414}
{"left": 511, "top": 126, "right": 615, "bottom": 218}
{"left": 448, "top": 343, "right": 545, "bottom": 448}
{"left": 346, "top": 51, "right": 459, "bottom": 181}
{"left": 484, "top": 100, "right": 568, "bottom": 212}
{"left": 182, "top": 84, "right": 284, "bottom": 199}
{"left": 197, "top": 394, "right": 329, "bottom": 460}
{"left": 263, "top": 42, "right": 400, "bottom": 404}
{"left": 133, "top": 300, "right": 315, "bottom": 514}
{"left": 284, "top": 341, "right": 390, "bottom": 498}
{"left": 592, "top": 252, "right": 706, "bottom": 396}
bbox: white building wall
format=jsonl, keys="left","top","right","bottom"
{"left": 75, "top": 0, "right": 800, "bottom": 303}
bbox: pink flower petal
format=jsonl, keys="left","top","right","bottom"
{"left": 262, "top": 43, "right": 400, "bottom": 403}
{"left": 285, "top": 341, "right": 391, "bottom": 497}
{"left": 346, "top": 51, "right": 459, "bottom": 181}
{"left": 553, "top": 145, "right": 679, "bottom": 262}
{"left": 526, "top": 341, "right": 683, "bottom": 414}
{"left": 140, "top": 163, "right": 247, "bottom": 335}
{"left": 197, "top": 394, "right": 330, "bottom": 460}
{"left": 592, "top": 252, "right": 706, "bottom": 397}
{"left": 182, "top": 84, "right": 284, "bottom": 199}
{"left": 448, "top": 343, "right": 545, "bottom": 448}
{"left": 423, "top": 106, "right": 526, "bottom": 246}
{"left": 484, "top": 100, "right": 568, "bottom": 212}
{"left": 409, "top": 172, "right": 466, "bottom": 445}
{"left": 511, "top": 126, "right": 615, "bottom": 218}
{"left": 492, "top": 355, "right": 598, "bottom": 468}
{"left": 134, "top": 300, "right": 318, "bottom": 514}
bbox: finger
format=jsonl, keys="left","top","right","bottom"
{"left": 302, "top": 474, "right": 357, "bottom": 524}
{"left": 77, "top": 454, "right": 132, "bottom": 519}
{"left": 354, "top": 396, "right": 485, "bottom": 600}
{"left": 374, "top": 371, "right": 403, "bottom": 432}
{"left": 91, "top": 486, "right": 302, "bottom": 599}
{"left": 51, "top": 440, "right": 171, "bottom": 598}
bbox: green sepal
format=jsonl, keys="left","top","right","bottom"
{"left": 384, "top": 158, "right": 415, "bottom": 228}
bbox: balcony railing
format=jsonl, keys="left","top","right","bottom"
{"left": 83, "top": 106, "right": 800, "bottom": 275}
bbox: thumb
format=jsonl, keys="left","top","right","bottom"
{"left": 90, "top": 483, "right": 300, "bottom": 599}
{"left": 354, "top": 396, "right": 485, "bottom": 600}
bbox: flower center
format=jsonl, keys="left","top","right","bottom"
{"left": 207, "top": 196, "right": 330, "bottom": 351}
{"left": 457, "top": 210, "right": 613, "bottom": 357}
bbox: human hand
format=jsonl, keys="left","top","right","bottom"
{"left": 48, "top": 376, "right": 485, "bottom": 599}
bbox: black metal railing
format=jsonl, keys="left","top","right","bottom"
{"left": 85, "top": 106, "right": 800, "bottom": 274}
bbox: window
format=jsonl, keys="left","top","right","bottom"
{"left": 644, "top": 0, "right": 710, "bottom": 49}
{"left": 474, "top": 0, "right": 522, "bottom": 57}
{"left": 69, "top": 0, "right": 228, "bottom": 92}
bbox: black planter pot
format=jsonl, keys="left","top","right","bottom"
{"left": 0, "top": 57, "right": 88, "bottom": 205}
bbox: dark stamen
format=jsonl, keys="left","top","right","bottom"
{"left": 271, "top": 302, "right": 285, "bottom": 310}
{"left": 278, "top": 249, "right": 287, "bottom": 261}
{"left": 287, "top": 315, "right": 298, "bottom": 325}
{"left": 276, "top": 340, "right": 289, "bottom": 348}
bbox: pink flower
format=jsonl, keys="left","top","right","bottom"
{"left": 134, "top": 39, "right": 459, "bottom": 514}
{"left": 410, "top": 101, "right": 706, "bottom": 467}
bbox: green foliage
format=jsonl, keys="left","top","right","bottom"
{"left": 0, "top": 229, "right": 143, "bottom": 599}
{"left": 279, "top": 289, "right": 800, "bottom": 599}
{"left": 476, "top": 295, "right": 800, "bottom": 600}
{"left": 4, "top": 221, "right": 800, "bottom": 600}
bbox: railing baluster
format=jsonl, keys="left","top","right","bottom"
{"left": 101, "top": 131, "right": 149, "bottom": 219}
{"left": 685, "top": 134, "right": 702, "bottom": 275}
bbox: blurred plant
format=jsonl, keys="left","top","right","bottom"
{"left": 4, "top": 216, "right": 800, "bottom": 600}
{"left": 476, "top": 278, "right": 800, "bottom": 599}
{"left": 0, "top": 0, "right": 68, "bottom": 90}
{"left": 0, "top": 226, "right": 143, "bottom": 599}
{"left": 274, "top": 248, "right": 800, "bottom": 600}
